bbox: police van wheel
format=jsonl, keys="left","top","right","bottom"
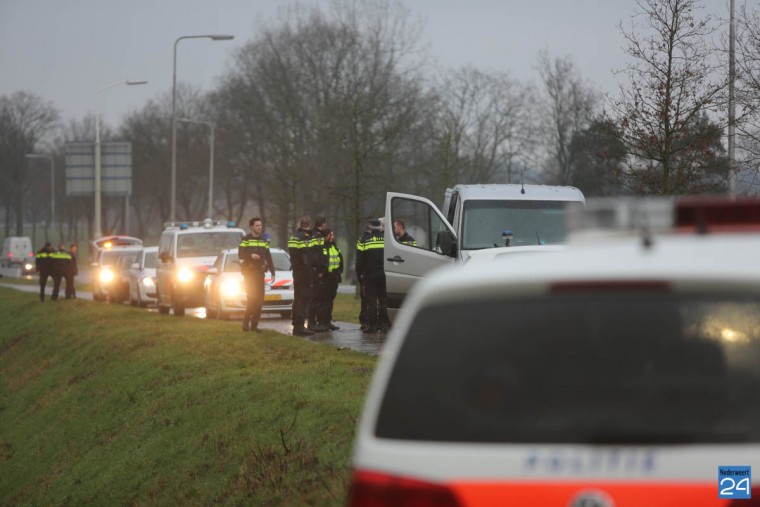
{"left": 158, "top": 304, "right": 170, "bottom": 314}
{"left": 206, "top": 306, "right": 217, "bottom": 319}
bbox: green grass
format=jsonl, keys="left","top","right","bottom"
{"left": 332, "top": 292, "right": 361, "bottom": 324}
{"left": 0, "top": 287, "right": 376, "bottom": 506}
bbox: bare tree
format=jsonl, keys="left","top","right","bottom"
{"left": 425, "top": 66, "right": 535, "bottom": 197}
{"left": 0, "top": 91, "right": 59, "bottom": 236}
{"left": 536, "top": 52, "right": 599, "bottom": 186}
{"left": 610, "top": 0, "right": 727, "bottom": 195}
{"left": 217, "top": 0, "right": 429, "bottom": 257}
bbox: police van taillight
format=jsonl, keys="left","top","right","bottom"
{"left": 348, "top": 470, "right": 462, "bottom": 507}
{"left": 567, "top": 196, "right": 760, "bottom": 241}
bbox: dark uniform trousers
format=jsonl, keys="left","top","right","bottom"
{"left": 292, "top": 272, "right": 313, "bottom": 328}
{"left": 243, "top": 269, "right": 265, "bottom": 328}
{"left": 364, "top": 273, "right": 389, "bottom": 331}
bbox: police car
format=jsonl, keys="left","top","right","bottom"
{"left": 349, "top": 198, "right": 760, "bottom": 506}
{"left": 156, "top": 219, "right": 245, "bottom": 316}
{"left": 203, "top": 247, "right": 294, "bottom": 319}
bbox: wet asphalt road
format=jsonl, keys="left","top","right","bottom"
{"left": 0, "top": 278, "right": 387, "bottom": 355}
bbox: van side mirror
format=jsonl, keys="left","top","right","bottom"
{"left": 436, "top": 230, "right": 457, "bottom": 258}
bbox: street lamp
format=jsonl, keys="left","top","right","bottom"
{"left": 95, "top": 80, "right": 148, "bottom": 239}
{"left": 25, "top": 153, "right": 54, "bottom": 242}
{"left": 171, "top": 34, "right": 234, "bottom": 222}
{"left": 178, "top": 117, "right": 215, "bottom": 219}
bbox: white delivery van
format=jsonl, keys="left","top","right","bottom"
{"left": 384, "top": 184, "right": 585, "bottom": 309}
{"left": 2, "top": 236, "right": 35, "bottom": 271}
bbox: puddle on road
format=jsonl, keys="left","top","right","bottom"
{"left": 147, "top": 306, "right": 386, "bottom": 355}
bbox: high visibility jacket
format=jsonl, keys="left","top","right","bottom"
{"left": 356, "top": 232, "right": 384, "bottom": 279}
{"left": 50, "top": 250, "right": 73, "bottom": 276}
{"left": 35, "top": 248, "right": 54, "bottom": 273}
{"left": 238, "top": 234, "right": 275, "bottom": 277}
{"left": 288, "top": 227, "right": 314, "bottom": 278}
{"left": 327, "top": 243, "right": 343, "bottom": 273}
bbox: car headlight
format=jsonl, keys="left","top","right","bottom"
{"left": 24, "top": 263, "right": 33, "bottom": 271}
{"left": 100, "top": 268, "right": 114, "bottom": 284}
{"left": 177, "top": 267, "right": 194, "bottom": 283}
{"left": 141, "top": 276, "right": 155, "bottom": 288}
{"left": 220, "top": 279, "right": 241, "bottom": 297}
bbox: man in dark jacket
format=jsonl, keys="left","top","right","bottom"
{"left": 288, "top": 216, "right": 315, "bottom": 336}
{"left": 238, "top": 217, "right": 276, "bottom": 332}
{"left": 35, "top": 242, "right": 54, "bottom": 302}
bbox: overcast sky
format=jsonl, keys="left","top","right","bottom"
{"left": 0, "top": 0, "right": 732, "bottom": 128}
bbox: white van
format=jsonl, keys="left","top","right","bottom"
{"left": 384, "top": 184, "right": 585, "bottom": 309}
{"left": 1, "top": 237, "right": 35, "bottom": 273}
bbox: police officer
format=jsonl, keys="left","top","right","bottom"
{"left": 65, "top": 243, "right": 78, "bottom": 299}
{"left": 238, "top": 217, "right": 276, "bottom": 332}
{"left": 393, "top": 219, "right": 417, "bottom": 246}
{"left": 323, "top": 229, "right": 343, "bottom": 330}
{"left": 51, "top": 244, "right": 72, "bottom": 301}
{"left": 356, "top": 219, "right": 389, "bottom": 333}
{"left": 35, "top": 242, "right": 54, "bottom": 302}
{"left": 308, "top": 215, "right": 328, "bottom": 329}
{"left": 356, "top": 223, "right": 372, "bottom": 330}
{"left": 288, "top": 216, "right": 315, "bottom": 336}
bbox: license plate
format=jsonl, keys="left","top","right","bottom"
{"left": 264, "top": 294, "right": 281, "bottom": 301}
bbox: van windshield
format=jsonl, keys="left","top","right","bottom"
{"left": 376, "top": 293, "right": 760, "bottom": 444}
{"left": 177, "top": 232, "right": 242, "bottom": 258}
{"left": 461, "top": 200, "right": 582, "bottom": 249}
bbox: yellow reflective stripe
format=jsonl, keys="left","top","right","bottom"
{"left": 240, "top": 239, "right": 269, "bottom": 248}
{"left": 37, "top": 252, "right": 49, "bottom": 258}
{"left": 363, "top": 243, "right": 384, "bottom": 250}
{"left": 309, "top": 237, "right": 324, "bottom": 247}
{"left": 288, "top": 238, "right": 307, "bottom": 248}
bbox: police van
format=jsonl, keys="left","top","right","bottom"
{"left": 350, "top": 197, "right": 760, "bottom": 506}
{"left": 155, "top": 219, "right": 244, "bottom": 316}
{"left": 383, "top": 184, "right": 585, "bottom": 310}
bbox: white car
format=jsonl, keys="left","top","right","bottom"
{"left": 204, "top": 247, "right": 294, "bottom": 320}
{"left": 91, "top": 246, "right": 144, "bottom": 301}
{"left": 349, "top": 197, "right": 760, "bottom": 506}
{"left": 128, "top": 246, "right": 158, "bottom": 307}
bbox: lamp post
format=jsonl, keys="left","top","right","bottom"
{"left": 728, "top": 0, "right": 736, "bottom": 196}
{"left": 95, "top": 80, "right": 147, "bottom": 239}
{"left": 178, "top": 118, "right": 216, "bottom": 219}
{"left": 25, "top": 153, "right": 54, "bottom": 243}
{"left": 170, "top": 34, "right": 234, "bottom": 222}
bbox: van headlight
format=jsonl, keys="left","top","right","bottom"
{"left": 141, "top": 276, "right": 155, "bottom": 288}
{"left": 24, "top": 263, "right": 33, "bottom": 271}
{"left": 177, "top": 267, "right": 194, "bottom": 283}
{"left": 100, "top": 268, "right": 114, "bottom": 284}
{"left": 221, "top": 279, "right": 241, "bottom": 297}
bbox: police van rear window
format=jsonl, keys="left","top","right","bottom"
{"left": 375, "top": 293, "right": 760, "bottom": 443}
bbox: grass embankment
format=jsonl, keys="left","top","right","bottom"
{"left": 0, "top": 287, "right": 376, "bottom": 506}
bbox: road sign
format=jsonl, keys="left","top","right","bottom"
{"left": 64, "top": 142, "right": 132, "bottom": 197}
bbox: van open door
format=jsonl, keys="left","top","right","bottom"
{"left": 384, "top": 192, "right": 457, "bottom": 309}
